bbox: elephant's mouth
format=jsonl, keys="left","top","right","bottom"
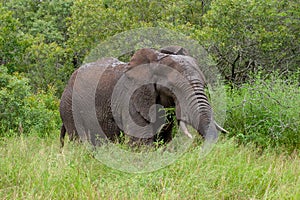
{"left": 128, "top": 84, "right": 193, "bottom": 141}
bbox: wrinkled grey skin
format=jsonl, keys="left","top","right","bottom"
{"left": 59, "top": 47, "right": 227, "bottom": 147}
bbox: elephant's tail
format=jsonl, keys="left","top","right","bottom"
{"left": 60, "top": 124, "right": 66, "bottom": 148}
{"left": 214, "top": 121, "right": 228, "bottom": 134}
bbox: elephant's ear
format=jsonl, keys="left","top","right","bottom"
{"left": 159, "top": 46, "right": 189, "bottom": 56}
{"left": 125, "top": 49, "right": 158, "bottom": 124}
{"left": 129, "top": 48, "right": 158, "bottom": 68}
{"left": 129, "top": 84, "right": 157, "bottom": 125}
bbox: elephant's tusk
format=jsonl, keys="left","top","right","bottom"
{"left": 180, "top": 121, "right": 193, "bottom": 139}
{"left": 214, "top": 121, "right": 228, "bottom": 134}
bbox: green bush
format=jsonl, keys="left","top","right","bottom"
{"left": 24, "top": 37, "right": 71, "bottom": 94}
{"left": 0, "top": 66, "right": 60, "bottom": 137}
{"left": 0, "top": 4, "right": 32, "bottom": 73}
{"left": 23, "top": 88, "right": 61, "bottom": 137}
{"left": 226, "top": 72, "right": 300, "bottom": 152}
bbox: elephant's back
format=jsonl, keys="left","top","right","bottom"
{"left": 94, "top": 62, "right": 127, "bottom": 140}
{"left": 59, "top": 58, "right": 127, "bottom": 141}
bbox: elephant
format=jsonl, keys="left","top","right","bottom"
{"left": 59, "top": 46, "right": 227, "bottom": 147}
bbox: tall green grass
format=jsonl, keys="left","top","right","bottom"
{"left": 1, "top": 135, "right": 299, "bottom": 199}
{"left": 226, "top": 73, "right": 300, "bottom": 152}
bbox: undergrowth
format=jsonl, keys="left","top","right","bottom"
{"left": 0, "top": 135, "right": 299, "bottom": 199}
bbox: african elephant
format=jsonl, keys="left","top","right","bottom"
{"left": 59, "top": 46, "right": 227, "bottom": 147}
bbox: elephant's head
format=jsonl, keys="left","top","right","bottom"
{"left": 117, "top": 47, "right": 227, "bottom": 142}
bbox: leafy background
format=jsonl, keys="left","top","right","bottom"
{"left": 1, "top": 0, "right": 299, "bottom": 151}
{"left": 0, "top": 0, "right": 299, "bottom": 199}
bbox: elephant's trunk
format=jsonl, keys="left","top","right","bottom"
{"left": 182, "top": 78, "right": 219, "bottom": 139}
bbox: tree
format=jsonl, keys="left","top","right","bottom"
{"left": 1, "top": 1, "right": 74, "bottom": 94}
{"left": 3, "top": 0, "right": 73, "bottom": 44}
{"left": 67, "top": 0, "right": 213, "bottom": 67}
{"left": 199, "top": 0, "right": 300, "bottom": 84}
{"left": 0, "top": 4, "right": 31, "bottom": 73}
{"left": 24, "top": 36, "right": 71, "bottom": 93}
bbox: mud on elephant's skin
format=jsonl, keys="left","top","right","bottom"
{"left": 59, "top": 46, "right": 227, "bottom": 147}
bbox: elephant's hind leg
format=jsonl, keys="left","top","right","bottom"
{"left": 60, "top": 124, "right": 66, "bottom": 148}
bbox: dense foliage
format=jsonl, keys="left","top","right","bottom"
{"left": 0, "top": 66, "right": 60, "bottom": 136}
{"left": 226, "top": 73, "right": 300, "bottom": 151}
{"left": 0, "top": 0, "right": 299, "bottom": 151}
{"left": 199, "top": 0, "right": 299, "bottom": 83}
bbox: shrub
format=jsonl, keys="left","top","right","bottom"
{"left": 0, "top": 66, "right": 60, "bottom": 137}
{"left": 24, "top": 37, "right": 71, "bottom": 95}
{"left": 226, "top": 72, "right": 300, "bottom": 152}
{"left": 23, "top": 87, "right": 61, "bottom": 137}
